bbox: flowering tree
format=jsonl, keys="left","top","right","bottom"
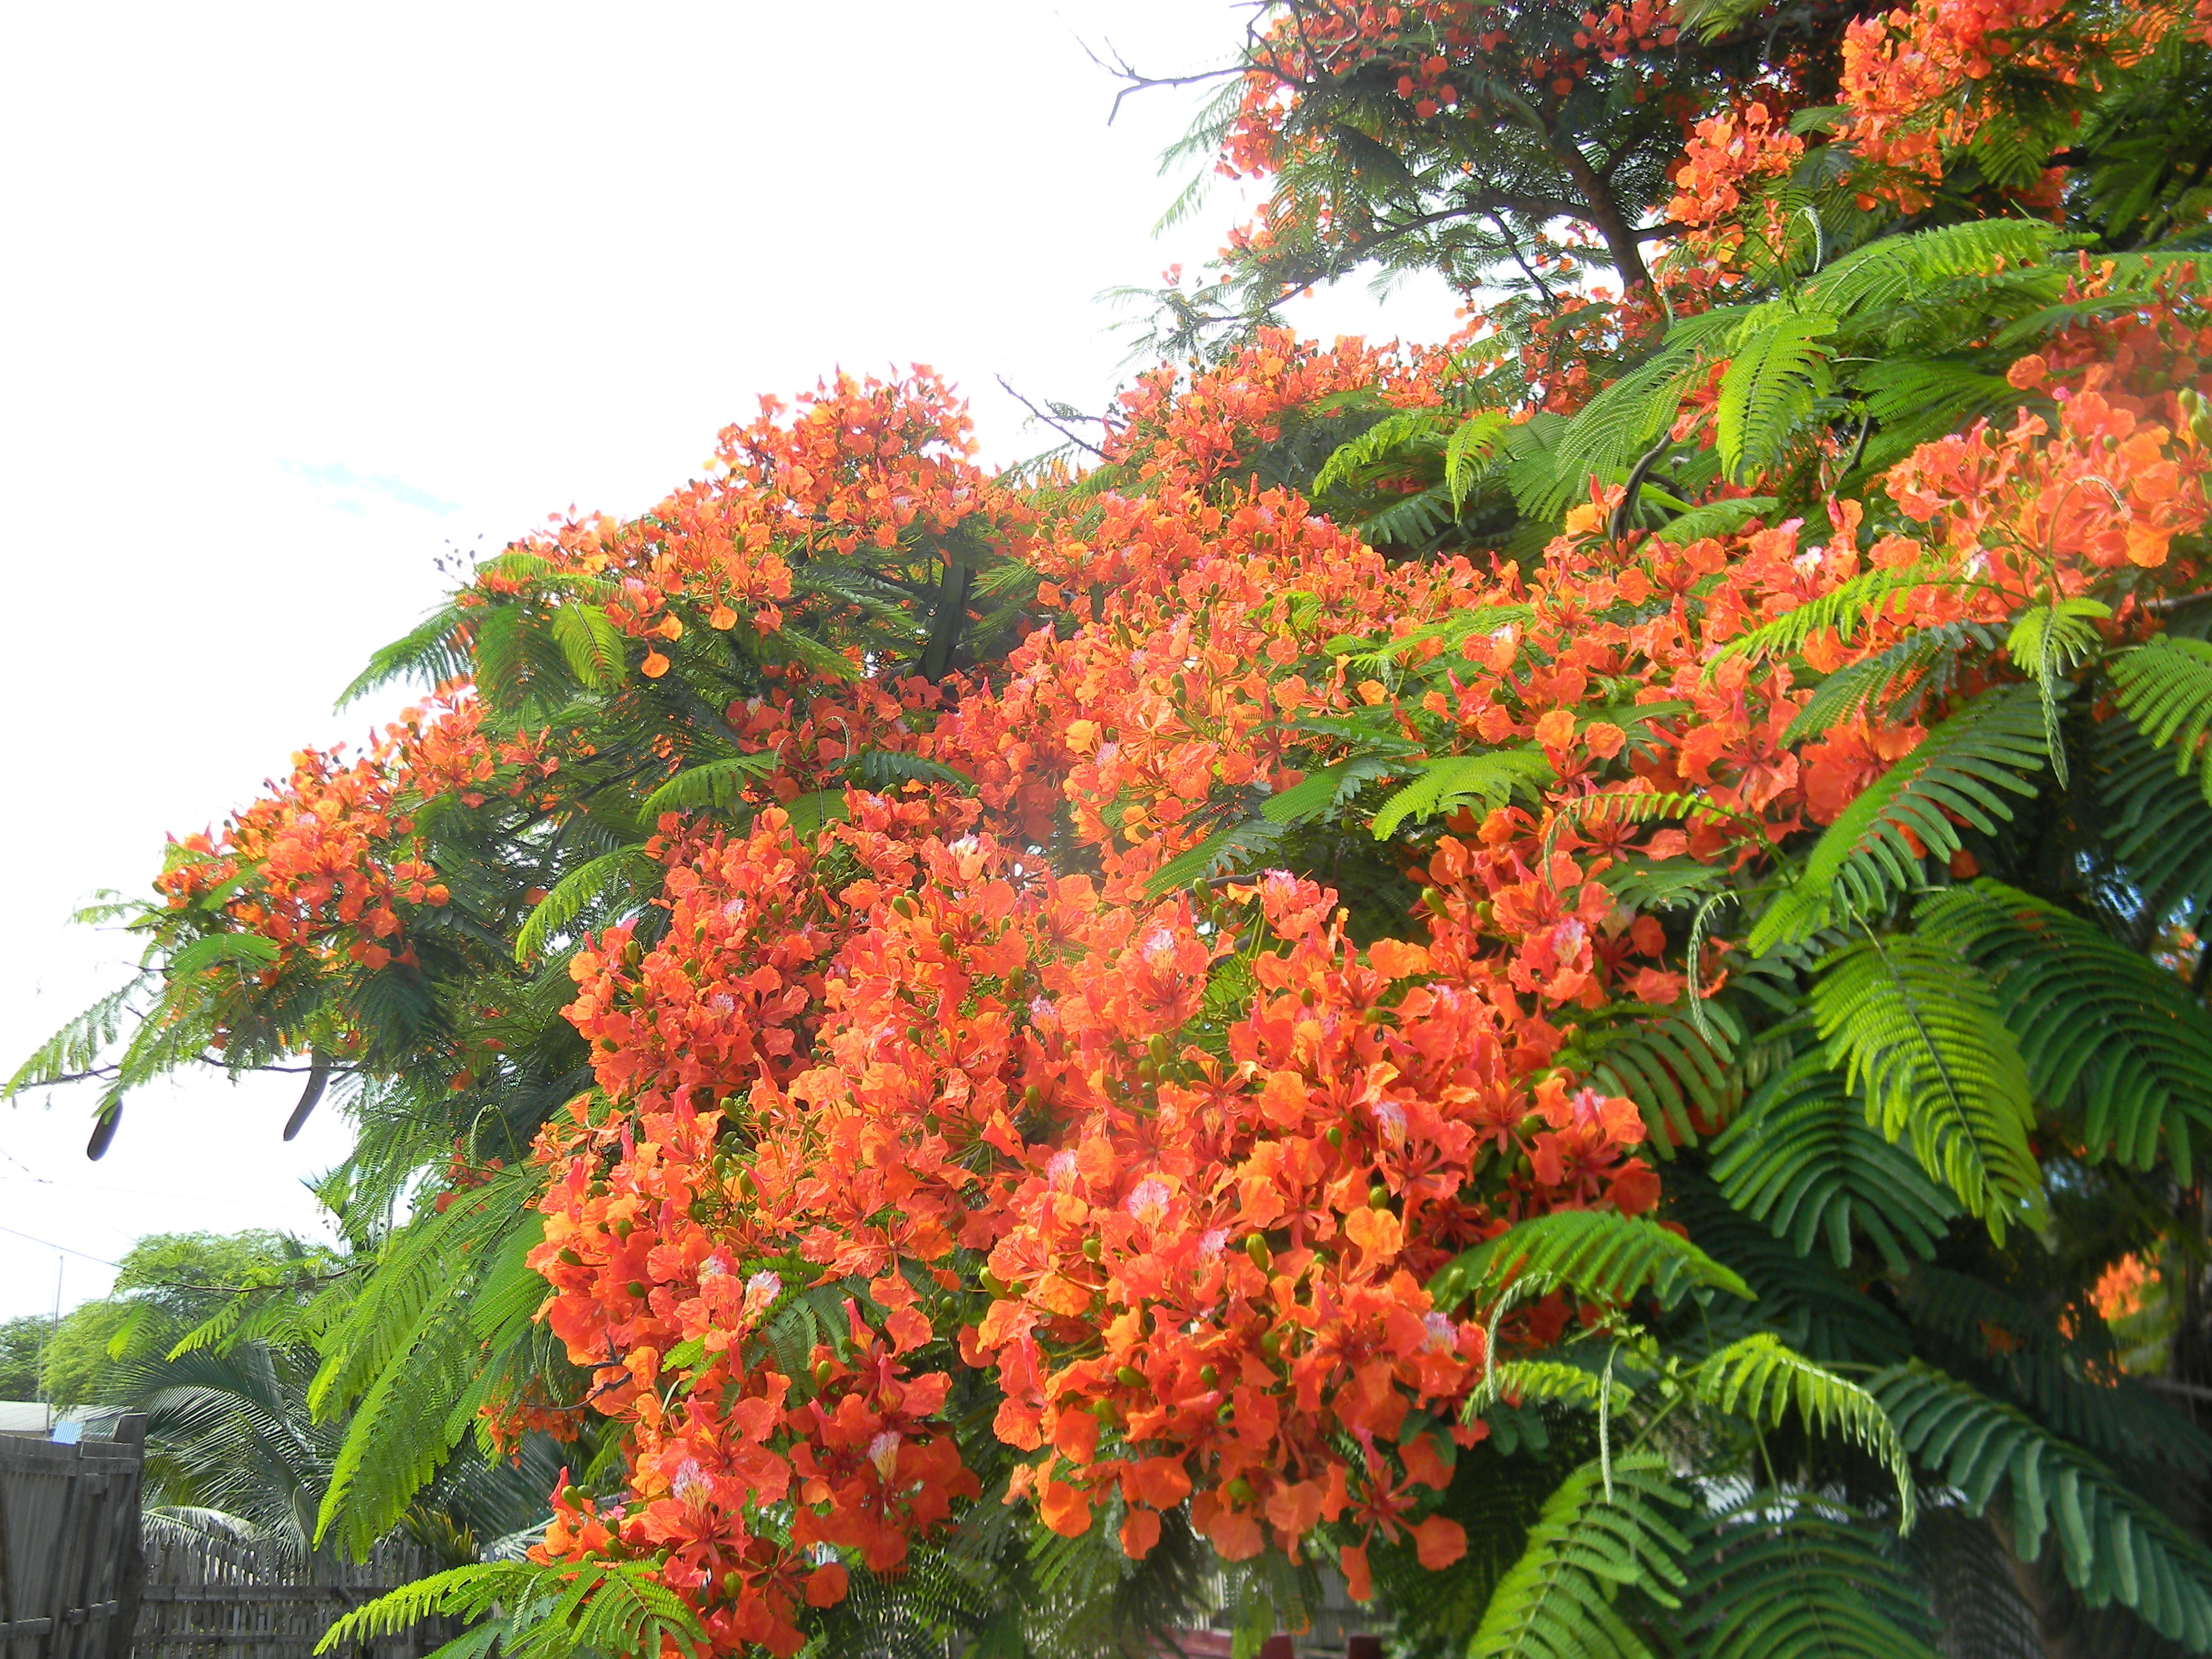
{"left": 19, "top": 0, "right": 2212, "bottom": 1653}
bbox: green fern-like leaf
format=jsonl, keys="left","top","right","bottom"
{"left": 1709, "top": 1054, "right": 1958, "bottom": 1269}
{"left": 1311, "top": 408, "right": 1445, "bottom": 497}
{"left": 1562, "top": 999, "right": 1742, "bottom": 1154}
{"left": 165, "top": 933, "right": 283, "bottom": 975}
{"left": 514, "top": 845, "right": 657, "bottom": 964}
{"left": 549, "top": 601, "right": 627, "bottom": 691}
{"left": 1783, "top": 621, "right": 2004, "bottom": 742}
{"left": 639, "top": 753, "right": 778, "bottom": 818}
{"left": 5, "top": 980, "right": 145, "bottom": 1098}
{"left": 1717, "top": 307, "right": 1837, "bottom": 479}
{"left": 1446, "top": 409, "right": 1514, "bottom": 504}
{"left": 336, "top": 603, "right": 474, "bottom": 708}
{"left": 1262, "top": 754, "right": 1400, "bottom": 825}
{"left": 1914, "top": 881, "right": 2212, "bottom": 1179}
{"left": 1143, "top": 815, "right": 1292, "bottom": 898}
{"left": 1692, "top": 1334, "right": 1915, "bottom": 1519}
{"left": 1468, "top": 1454, "right": 1691, "bottom": 1659}
{"left": 853, "top": 749, "right": 975, "bottom": 793}
{"left": 2007, "top": 597, "right": 2107, "bottom": 782}
{"left": 1370, "top": 748, "right": 1555, "bottom": 839}
{"left": 1358, "top": 483, "right": 1458, "bottom": 547}
{"left": 1711, "top": 562, "right": 1964, "bottom": 676}
{"left": 2094, "top": 711, "right": 2212, "bottom": 927}
{"left": 309, "top": 1170, "right": 536, "bottom": 1548}
{"left": 1682, "top": 1493, "right": 1940, "bottom": 1659}
{"left": 1811, "top": 933, "right": 2043, "bottom": 1239}
{"left": 1649, "top": 496, "right": 1780, "bottom": 545}
{"left": 1895, "top": 1265, "right": 2212, "bottom": 1476}
{"left": 2111, "top": 635, "right": 2212, "bottom": 801}
{"left": 1752, "top": 683, "right": 2047, "bottom": 951}
{"left": 1875, "top": 1364, "right": 2212, "bottom": 1647}
{"left": 1540, "top": 345, "right": 1708, "bottom": 516}
{"left": 1811, "top": 218, "right": 2073, "bottom": 317}
{"left": 1429, "top": 1209, "right": 1753, "bottom": 1316}
{"left": 317, "top": 1559, "right": 704, "bottom": 1659}
{"left": 1667, "top": 1178, "right": 1914, "bottom": 1365}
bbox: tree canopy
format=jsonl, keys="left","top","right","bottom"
{"left": 14, "top": 0, "right": 2212, "bottom": 1653}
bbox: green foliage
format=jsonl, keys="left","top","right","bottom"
{"left": 1783, "top": 620, "right": 2004, "bottom": 743}
{"left": 317, "top": 1558, "right": 705, "bottom": 1659}
{"left": 1916, "top": 881, "right": 2212, "bottom": 1177}
{"left": 37, "top": 1230, "right": 328, "bottom": 1408}
{"left": 0, "top": 1317, "right": 48, "bottom": 1400}
{"left": 1875, "top": 1365, "right": 2212, "bottom": 1646}
{"left": 1561, "top": 998, "right": 1741, "bottom": 1153}
{"left": 1691, "top": 1335, "right": 1914, "bottom": 1518}
{"left": 513, "top": 846, "right": 658, "bottom": 965}
{"left": 1753, "top": 684, "right": 2048, "bottom": 950}
{"left": 1430, "top": 1209, "right": 1754, "bottom": 1317}
{"left": 1809, "top": 933, "right": 2043, "bottom": 1239}
{"left": 1713, "top": 564, "right": 1961, "bottom": 678}
{"left": 1709, "top": 1055, "right": 1958, "bottom": 1269}
{"left": 1468, "top": 1454, "right": 1691, "bottom": 1659}
{"left": 2091, "top": 709, "right": 2212, "bottom": 927}
{"left": 1681, "top": 1494, "right": 1941, "bottom": 1659}
{"left": 1716, "top": 307, "right": 1836, "bottom": 479}
{"left": 2111, "top": 634, "right": 2212, "bottom": 800}
{"left": 1369, "top": 748, "right": 1555, "bottom": 838}
{"left": 639, "top": 752, "right": 779, "bottom": 817}
{"left": 309, "top": 1171, "right": 543, "bottom": 1556}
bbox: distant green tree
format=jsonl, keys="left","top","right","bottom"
{"left": 0, "top": 1316, "right": 50, "bottom": 1400}
{"left": 40, "top": 1231, "right": 335, "bottom": 1408}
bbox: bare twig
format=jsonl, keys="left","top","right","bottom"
{"left": 996, "top": 376, "right": 1107, "bottom": 458}
{"left": 1074, "top": 33, "right": 1246, "bottom": 124}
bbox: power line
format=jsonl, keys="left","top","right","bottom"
{"left": 0, "top": 1224, "right": 121, "bottom": 1270}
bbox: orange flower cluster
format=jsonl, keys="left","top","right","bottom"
{"left": 2091, "top": 1251, "right": 2157, "bottom": 1322}
{"left": 1890, "top": 365, "right": 2212, "bottom": 579}
{"left": 156, "top": 688, "right": 542, "bottom": 977}
{"left": 1574, "top": 0, "right": 1679, "bottom": 63}
{"left": 1833, "top": 0, "right": 2197, "bottom": 208}
{"left": 1103, "top": 327, "right": 1441, "bottom": 489}
{"left": 476, "top": 369, "right": 1017, "bottom": 675}
{"left": 1666, "top": 101, "right": 1806, "bottom": 259}
{"left": 1220, "top": 0, "right": 1683, "bottom": 168}
{"left": 493, "top": 272, "right": 2212, "bottom": 1647}
{"left": 1220, "top": 3, "right": 1483, "bottom": 166}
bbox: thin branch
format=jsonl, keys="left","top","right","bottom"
{"left": 1076, "top": 33, "right": 1246, "bottom": 125}
{"left": 996, "top": 376, "right": 1107, "bottom": 458}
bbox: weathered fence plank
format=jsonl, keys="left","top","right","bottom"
{"left": 131, "top": 1532, "right": 439, "bottom": 1659}
{"left": 0, "top": 1420, "right": 145, "bottom": 1659}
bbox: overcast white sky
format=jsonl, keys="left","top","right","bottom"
{"left": 0, "top": 2, "right": 1461, "bottom": 1323}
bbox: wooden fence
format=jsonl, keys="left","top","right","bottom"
{"left": 0, "top": 1418, "right": 147, "bottom": 1659}
{"left": 133, "top": 1532, "right": 442, "bottom": 1659}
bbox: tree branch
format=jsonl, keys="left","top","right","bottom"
{"left": 997, "top": 376, "right": 1107, "bottom": 459}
